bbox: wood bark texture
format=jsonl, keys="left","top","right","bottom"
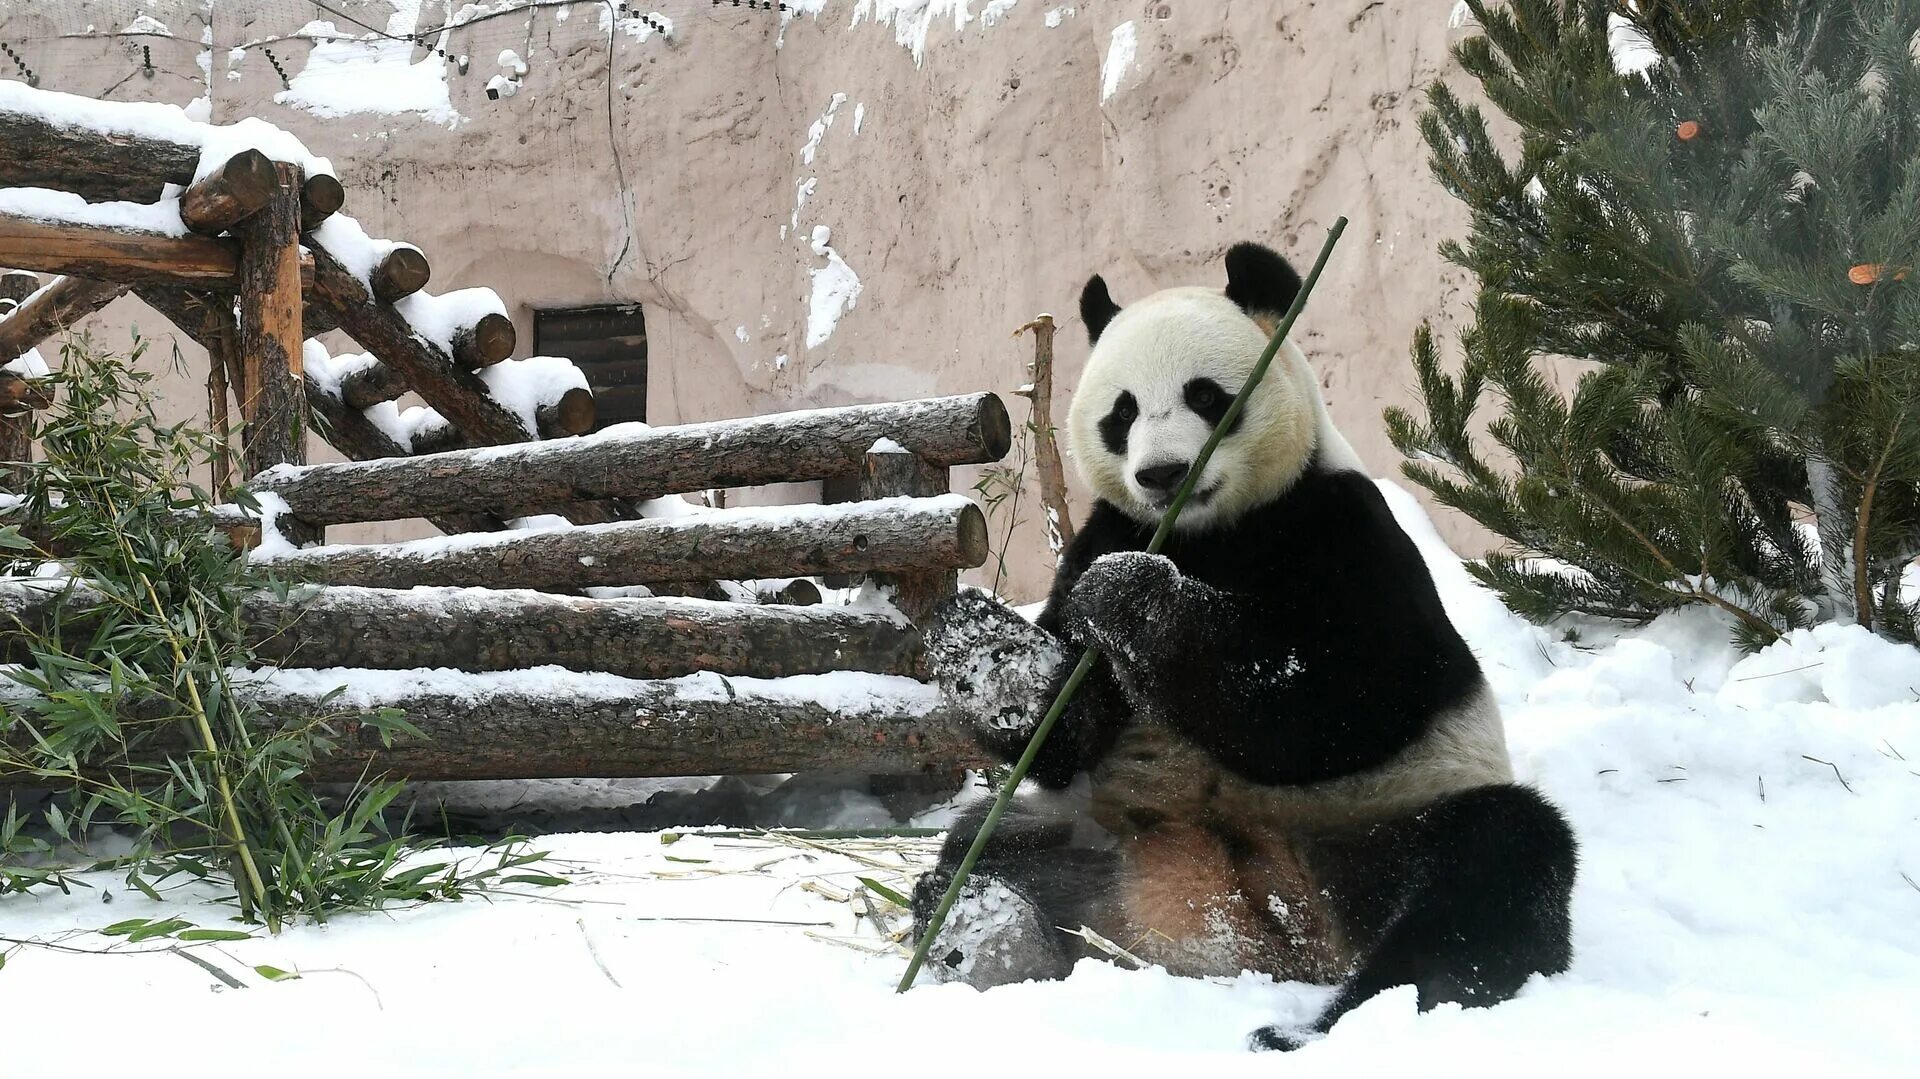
{"left": 251, "top": 393, "right": 1012, "bottom": 526}
{"left": 254, "top": 497, "right": 990, "bottom": 591}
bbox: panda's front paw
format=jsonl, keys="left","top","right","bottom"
{"left": 1060, "top": 552, "right": 1180, "bottom": 664}
{"left": 924, "top": 591, "right": 1068, "bottom": 746}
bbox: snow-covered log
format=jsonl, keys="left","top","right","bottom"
{"left": 451, "top": 311, "right": 515, "bottom": 368}
{"left": 306, "top": 243, "right": 532, "bottom": 445}
{"left": 0, "top": 101, "right": 200, "bottom": 203}
{"left": 178, "top": 149, "right": 277, "bottom": 237}
{"left": 0, "top": 213, "right": 315, "bottom": 292}
{"left": 0, "top": 667, "right": 987, "bottom": 783}
{"left": 0, "top": 583, "right": 922, "bottom": 680}
{"left": 298, "top": 173, "right": 345, "bottom": 234}
{"left": 0, "top": 270, "right": 38, "bottom": 304}
{"left": 407, "top": 387, "right": 597, "bottom": 454}
{"left": 251, "top": 393, "right": 1011, "bottom": 526}
{"left": 0, "top": 276, "right": 129, "bottom": 363}
{"left": 370, "top": 246, "right": 430, "bottom": 303}
{"left": 254, "top": 496, "right": 989, "bottom": 591}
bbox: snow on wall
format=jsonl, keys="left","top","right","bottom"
{"left": 849, "top": 0, "right": 1021, "bottom": 67}
{"left": 1101, "top": 20, "right": 1138, "bottom": 103}
{"left": 277, "top": 11, "right": 461, "bottom": 128}
{"left": 805, "top": 226, "right": 862, "bottom": 350}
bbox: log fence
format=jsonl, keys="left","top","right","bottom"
{"left": 0, "top": 84, "right": 1014, "bottom": 789}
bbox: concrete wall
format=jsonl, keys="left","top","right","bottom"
{"left": 4, "top": 0, "right": 1484, "bottom": 602}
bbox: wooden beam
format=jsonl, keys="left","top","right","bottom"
{"left": 253, "top": 496, "right": 990, "bottom": 591}
{"left": 451, "top": 312, "right": 515, "bottom": 367}
{"left": 0, "top": 270, "right": 39, "bottom": 304}
{"left": 860, "top": 447, "right": 954, "bottom": 625}
{"left": 179, "top": 149, "right": 277, "bottom": 236}
{"left": 1, "top": 583, "right": 923, "bottom": 680}
{"left": 251, "top": 393, "right": 1012, "bottom": 526}
{"left": 335, "top": 356, "right": 411, "bottom": 412}
{"left": 0, "top": 211, "right": 238, "bottom": 286}
{"left": 408, "top": 388, "right": 597, "bottom": 455}
{"left": 0, "top": 670, "right": 985, "bottom": 783}
{"left": 370, "top": 246, "right": 431, "bottom": 303}
{"left": 0, "top": 213, "right": 313, "bottom": 292}
{"left": 234, "top": 163, "right": 306, "bottom": 482}
{"left": 307, "top": 243, "right": 532, "bottom": 445}
{"left": 0, "top": 106, "right": 200, "bottom": 203}
{"left": 298, "top": 173, "right": 345, "bottom": 233}
{"left": 0, "top": 276, "right": 130, "bottom": 363}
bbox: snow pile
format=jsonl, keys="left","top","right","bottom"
{"left": 806, "top": 226, "right": 863, "bottom": 349}
{"left": 276, "top": 8, "right": 460, "bottom": 127}
{"left": 800, "top": 92, "right": 849, "bottom": 166}
{"left": 393, "top": 287, "right": 511, "bottom": 352}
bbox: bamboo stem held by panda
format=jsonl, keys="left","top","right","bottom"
{"left": 896, "top": 216, "right": 1350, "bottom": 994}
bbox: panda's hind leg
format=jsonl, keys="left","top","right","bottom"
{"left": 910, "top": 796, "right": 1118, "bottom": 989}
{"left": 1250, "top": 784, "right": 1578, "bottom": 1052}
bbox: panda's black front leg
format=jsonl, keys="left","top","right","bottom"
{"left": 1056, "top": 551, "right": 1228, "bottom": 703}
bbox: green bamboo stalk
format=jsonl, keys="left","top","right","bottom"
{"left": 896, "top": 217, "right": 1349, "bottom": 993}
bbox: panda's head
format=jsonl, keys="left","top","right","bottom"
{"left": 1067, "top": 242, "right": 1345, "bottom": 532}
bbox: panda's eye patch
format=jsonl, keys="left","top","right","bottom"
{"left": 1098, "top": 391, "right": 1138, "bottom": 455}
{"left": 1184, "top": 378, "right": 1236, "bottom": 428}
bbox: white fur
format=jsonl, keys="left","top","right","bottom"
{"left": 1067, "top": 287, "right": 1355, "bottom": 530}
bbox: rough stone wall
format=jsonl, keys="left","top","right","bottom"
{"left": 2, "top": 0, "right": 1484, "bottom": 602}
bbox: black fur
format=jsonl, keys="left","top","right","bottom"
{"left": 1223, "top": 241, "right": 1303, "bottom": 320}
{"left": 1096, "top": 391, "right": 1137, "bottom": 456}
{"left": 1080, "top": 274, "right": 1122, "bottom": 344}
{"left": 1182, "top": 377, "right": 1237, "bottom": 434}
{"left": 1029, "top": 459, "right": 1483, "bottom": 788}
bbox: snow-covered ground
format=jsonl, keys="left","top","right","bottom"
{"left": 3, "top": 483, "right": 1918, "bottom": 1076}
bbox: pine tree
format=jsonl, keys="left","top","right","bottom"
{"left": 1390, "top": 0, "right": 1920, "bottom": 648}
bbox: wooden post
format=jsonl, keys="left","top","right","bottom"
{"left": 0, "top": 373, "right": 47, "bottom": 491}
{"left": 370, "top": 246, "right": 431, "bottom": 303}
{"left": 1014, "top": 313, "right": 1075, "bottom": 557}
{"left": 233, "top": 163, "right": 311, "bottom": 541}
{"left": 298, "top": 173, "right": 346, "bottom": 234}
{"left": 0, "top": 269, "right": 38, "bottom": 306}
{"left": 859, "top": 446, "right": 967, "bottom": 817}
{"left": 179, "top": 150, "right": 277, "bottom": 236}
{"left": 451, "top": 312, "right": 516, "bottom": 367}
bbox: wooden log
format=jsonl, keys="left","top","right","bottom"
{"left": 0, "top": 105, "right": 200, "bottom": 203}
{"left": 335, "top": 356, "right": 410, "bottom": 412}
{"left": 538, "top": 386, "right": 596, "bottom": 437}
{"left": 307, "top": 243, "right": 532, "bottom": 445}
{"left": 299, "top": 173, "right": 346, "bottom": 233}
{"left": 0, "top": 211, "right": 239, "bottom": 287}
{"left": 0, "top": 275, "right": 131, "bottom": 363}
{"left": 860, "top": 448, "right": 953, "bottom": 625}
{"left": 0, "top": 670, "right": 985, "bottom": 783}
{"left": 254, "top": 496, "right": 990, "bottom": 591}
{"left": 451, "top": 312, "right": 516, "bottom": 368}
{"left": 233, "top": 163, "right": 306, "bottom": 485}
{"left": 370, "top": 246, "right": 430, "bottom": 303}
{"left": 0, "top": 270, "right": 39, "bottom": 305}
{"left": 0, "top": 414, "right": 25, "bottom": 491}
{"left": 251, "top": 393, "right": 1011, "bottom": 526}
{"left": 0, "top": 372, "right": 54, "bottom": 411}
{"left": 407, "top": 387, "right": 596, "bottom": 454}
{"left": 1015, "top": 313, "right": 1076, "bottom": 553}
{"left": 0, "top": 582, "right": 922, "bottom": 680}
{"left": 178, "top": 149, "right": 276, "bottom": 236}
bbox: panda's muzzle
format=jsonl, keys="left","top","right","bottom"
{"left": 1134, "top": 461, "right": 1191, "bottom": 494}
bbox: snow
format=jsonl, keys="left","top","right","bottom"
{"left": 1045, "top": 5, "right": 1076, "bottom": 29}
{"left": 121, "top": 15, "right": 172, "bottom": 36}
{"left": 1607, "top": 13, "right": 1661, "bottom": 76}
{"left": 806, "top": 226, "right": 863, "bottom": 349}
{"left": 1101, "top": 21, "right": 1139, "bottom": 103}
{"left": 2, "top": 347, "right": 49, "bottom": 378}
{"left": 853, "top": 101, "right": 866, "bottom": 134}
{"left": 800, "top": 93, "right": 848, "bottom": 166}
{"left": 851, "top": 0, "right": 1018, "bottom": 67}
{"left": 0, "top": 187, "right": 187, "bottom": 237}
{"left": 277, "top": 3, "right": 460, "bottom": 126}
{"left": 9, "top": 479, "right": 1920, "bottom": 1073}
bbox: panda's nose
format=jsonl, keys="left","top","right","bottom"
{"left": 1135, "top": 461, "right": 1190, "bottom": 493}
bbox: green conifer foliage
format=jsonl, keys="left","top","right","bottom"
{"left": 1390, "top": 0, "right": 1920, "bottom": 647}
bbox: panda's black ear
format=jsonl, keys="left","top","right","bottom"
{"left": 1224, "top": 242, "right": 1303, "bottom": 322}
{"left": 1080, "top": 275, "right": 1121, "bottom": 345}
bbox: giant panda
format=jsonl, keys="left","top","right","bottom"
{"left": 910, "top": 241, "right": 1578, "bottom": 1051}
